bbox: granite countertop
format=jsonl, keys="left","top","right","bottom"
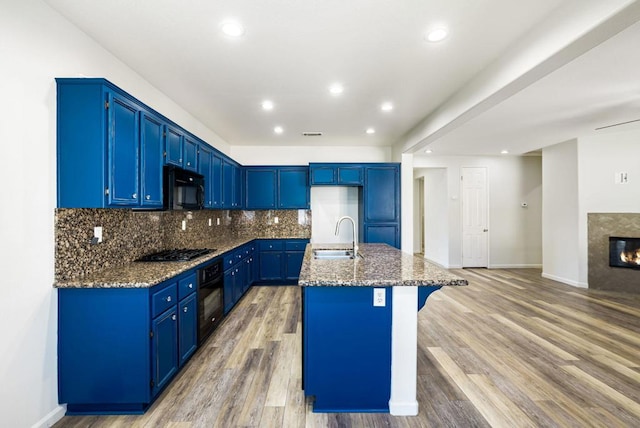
{"left": 298, "top": 243, "right": 468, "bottom": 287}
{"left": 54, "top": 237, "right": 256, "bottom": 288}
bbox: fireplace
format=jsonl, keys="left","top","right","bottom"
{"left": 609, "top": 236, "right": 640, "bottom": 270}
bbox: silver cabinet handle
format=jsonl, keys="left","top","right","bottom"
{"left": 132, "top": 193, "right": 137, "bottom": 199}
{"left": 187, "top": 161, "right": 191, "bottom": 166}
{"left": 188, "top": 283, "right": 193, "bottom": 289}
{"left": 171, "top": 314, "right": 177, "bottom": 321}
{"left": 166, "top": 296, "right": 172, "bottom": 302}
{"left": 183, "top": 307, "right": 188, "bottom": 313}
{"left": 211, "top": 317, "right": 216, "bottom": 322}
{"left": 145, "top": 195, "right": 150, "bottom": 200}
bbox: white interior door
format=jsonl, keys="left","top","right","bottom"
{"left": 462, "top": 167, "right": 488, "bottom": 267}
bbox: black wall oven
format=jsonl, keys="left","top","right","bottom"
{"left": 198, "top": 259, "right": 224, "bottom": 344}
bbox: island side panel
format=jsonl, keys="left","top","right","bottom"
{"left": 303, "top": 286, "right": 393, "bottom": 412}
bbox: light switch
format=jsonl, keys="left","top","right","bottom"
{"left": 373, "top": 288, "right": 386, "bottom": 307}
{"left": 93, "top": 226, "right": 103, "bottom": 244}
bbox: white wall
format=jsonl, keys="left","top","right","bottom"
{"left": 422, "top": 169, "right": 449, "bottom": 267}
{"left": 310, "top": 187, "right": 360, "bottom": 244}
{"left": 0, "top": 2, "right": 231, "bottom": 427}
{"left": 541, "top": 131, "right": 640, "bottom": 287}
{"left": 232, "top": 145, "right": 391, "bottom": 165}
{"left": 414, "top": 155, "right": 542, "bottom": 268}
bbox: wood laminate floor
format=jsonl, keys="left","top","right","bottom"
{"left": 54, "top": 269, "right": 640, "bottom": 427}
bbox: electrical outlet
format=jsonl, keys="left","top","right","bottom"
{"left": 208, "top": 218, "right": 212, "bottom": 226}
{"left": 93, "top": 226, "right": 103, "bottom": 243}
{"left": 373, "top": 288, "right": 386, "bottom": 307}
{"left": 181, "top": 220, "right": 186, "bottom": 231}
{"left": 216, "top": 218, "right": 220, "bottom": 226}
{"left": 274, "top": 216, "right": 279, "bottom": 224}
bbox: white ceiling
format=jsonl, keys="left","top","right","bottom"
{"left": 44, "top": 0, "right": 640, "bottom": 155}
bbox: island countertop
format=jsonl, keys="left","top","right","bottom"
{"left": 298, "top": 243, "right": 468, "bottom": 287}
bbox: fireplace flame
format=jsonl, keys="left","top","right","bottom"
{"left": 620, "top": 249, "right": 640, "bottom": 265}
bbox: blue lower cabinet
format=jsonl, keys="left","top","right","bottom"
{"left": 224, "top": 267, "right": 236, "bottom": 314}
{"left": 152, "top": 307, "right": 179, "bottom": 396}
{"left": 303, "top": 286, "right": 393, "bottom": 412}
{"left": 256, "top": 239, "right": 309, "bottom": 285}
{"left": 58, "top": 269, "right": 199, "bottom": 415}
{"left": 178, "top": 293, "right": 198, "bottom": 366}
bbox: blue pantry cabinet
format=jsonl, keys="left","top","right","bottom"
{"left": 58, "top": 268, "right": 199, "bottom": 414}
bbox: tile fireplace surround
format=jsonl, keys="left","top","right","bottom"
{"left": 588, "top": 213, "right": 640, "bottom": 293}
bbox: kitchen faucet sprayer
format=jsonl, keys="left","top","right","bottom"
{"left": 335, "top": 216, "right": 358, "bottom": 256}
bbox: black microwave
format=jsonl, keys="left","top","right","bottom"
{"left": 163, "top": 165, "right": 205, "bottom": 210}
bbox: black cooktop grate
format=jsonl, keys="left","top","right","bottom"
{"left": 136, "top": 248, "right": 214, "bottom": 262}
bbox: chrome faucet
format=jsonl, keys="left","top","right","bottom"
{"left": 335, "top": 216, "right": 358, "bottom": 256}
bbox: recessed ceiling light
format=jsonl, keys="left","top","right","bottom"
{"left": 425, "top": 27, "right": 448, "bottom": 42}
{"left": 501, "top": 149, "right": 509, "bottom": 154}
{"left": 329, "top": 83, "right": 344, "bottom": 95}
{"left": 274, "top": 126, "right": 283, "bottom": 134}
{"left": 220, "top": 20, "right": 245, "bottom": 38}
{"left": 262, "top": 100, "right": 274, "bottom": 111}
{"left": 381, "top": 102, "right": 394, "bottom": 112}
{"left": 425, "top": 149, "right": 433, "bottom": 154}
{"left": 366, "top": 128, "right": 375, "bottom": 134}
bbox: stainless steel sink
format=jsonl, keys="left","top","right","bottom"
{"left": 313, "top": 249, "right": 356, "bottom": 260}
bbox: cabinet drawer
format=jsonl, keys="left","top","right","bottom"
{"left": 152, "top": 282, "right": 177, "bottom": 318}
{"left": 223, "top": 250, "right": 238, "bottom": 268}
{"left": 259, "top": 240, "right": 284, "bottom": 251}
{"left": 285, "top": 240, "right": 308, "bottom": 251}
{"left": 178, "top": 272, "right": 197, "bottom": 300}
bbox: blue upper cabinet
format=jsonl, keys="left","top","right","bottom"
{"left": 108, "top": 94, "right": 140, "bottom": 206}
{"left": 140, "top": 113, "right": 164, "bottom": 207}
{"left": 363, "top": 166, "right": 399, "bottom": 223}
{"left": 164, "top": 125, "right": 183, "bottom": 167}
{"left": 211, "top": 153, "right": 223, "bottom": 208}
{"left": 279, "top": 167, "right": 309, "bottom": 208}
{"left": 309, "top": 163, "right": 363, "bottom": 186}
{"left": 245, "top": 166, "right": 309, "bottom": 209}
{"left": 57, "top": 78, "right": 166, "bottom": 209}
{"left": 198, "top": 144, "right": 213, "bottom": 208}
{"left": 245, "top": 168, "right": 277, "bottom": 209}
{"left": 183, "top": 136, "right": 198, "bottom": 172}
{"left": 222, "top": 158, "right": 243, "bottom": 209}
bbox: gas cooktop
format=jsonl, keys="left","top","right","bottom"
{"left": 136, "top": 248, "right": 214, "bottom": 262}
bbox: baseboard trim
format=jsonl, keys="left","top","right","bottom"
{"left": 389, "top": 399, "right": 419, "bottom": 416}
{"left": 31, "top": 404, "right": 66, "bottom": 428}
{"left": 489, "top": 264, "right": 543, "bottom": 269}
{"left": 541, "top": 272, "right": 588, "bottom": 288}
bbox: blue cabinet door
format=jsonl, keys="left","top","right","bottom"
{"left": 183, "top": 136, "right": 198, "bottom": 172}
{"left": 337, "top": 166, "right": 363, "bottom": 185}
{"left": 151, "top": 307, "right": 178, "bottom": 397}
{"left": 279, "top": 167, "right": 309, "bottom": 208}
{"left": 259, "top": 252, "right": 283, "bottom": 281}
{"left": 364, "top": 166, "right": 399, "bottom": 222}
{"left": 224, "top": 268, "right": 235, "bottom": 314}
{"left": 364, "top": 224, "right": 399, "bottom": 248}
{"left": 198, "top": 144, "right": 213, "bottom": 208}
{"left": 284, "top": 251, "right": 305, "bottom": 280}
{"left": 246, "top": 168, "right": 277, "bottom": 209}
{"left": 178, "top": 293, "right": 197, "bottom": 366}
{"left": 222, "top": 159, "right": 233, "bottom": 209}
{"left": 233, "top": 264, "right": 244, "bottom": 304}
{"left": 310, "top": 165, "right": 336, "bottom": 185}
{"left": 140, "top": 112, "right": 164, "bottom": 207}
{"left": 233, "top": 165, "right": 243, "bottom": 208}
{"left": 164, "top": 125, "right": 183, "bottom": 167}
{"left": 108, "top": 94, "right": 140, "bottom": 206}
{"left": 212, "top": 153, "right": 223, "bottom": 208}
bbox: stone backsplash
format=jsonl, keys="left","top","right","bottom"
{"left": 55, "top": 208, "right": 311, "bottom": 281}
{"left": 588, "top": 213, "right": 640, "bottom": 293}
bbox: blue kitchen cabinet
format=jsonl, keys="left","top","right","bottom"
{"left": 234, "top": 165, "right": 244, "bottom": 209}
{"left": 245, "top": 168, "right": 277, "bottom": 209}
{"left": 363, "top": 165, "right": 399, "bottom": 223}
{"left": 303, "top": 286, "right": 393, "bottom": 412}
{"left": 222, "top": 159, "right": 242, "bottom": 209}
{"left": 337, "top": 166, "right": 363, "bottom": 185}
{"left": 257, "top": 239, "right": 309, "bottom": 284}
{"left": 183, "top": 136, "right": 198, "bottom": 172}
{"left": 363, "top": 224, "right": 399, "bottom": 248}
{"left": 108, "top": 94, "right": 140, "bottom": 206}
{"left": 245, "top": 166, "right": 309, "bottom": 209}
{"left": 211, "top": 153, "right": 223, "bottom": 208}
{"left": 58, "top": 269, "right": 199, "bottom": 414}
{"left": 56, "top": 78, "right": 162, "bottom": 208}
{"left": 140, "top": 112, "right": 164, "bottom": 207}
{"left": 279, "top": 167, "right": 310, "bottom": 208}
{"left": 164, "top": 125, "right": 183, "bottom": 167}
{"left": 198, "top": 144, "right": 213, "bottom": 208}
{"left": 151, "top": 306, "right": 179, "bottom": 397}
{"left": 309, "top": 165, "right": 336, "bottom": 185}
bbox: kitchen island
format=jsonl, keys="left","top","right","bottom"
{"left": 299, "top": 243, "right": 467, "bottom": 415}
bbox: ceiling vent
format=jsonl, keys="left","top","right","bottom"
{"left": 302, "top": 132, "right": 323, "bottom": 137}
